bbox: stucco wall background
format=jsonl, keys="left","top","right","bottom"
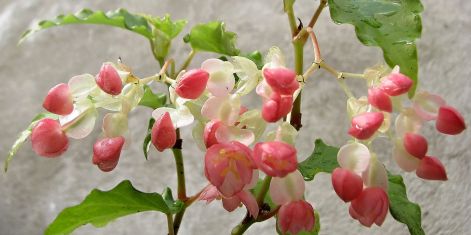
{"left": 0, "top": 0, "right": 470, "bottom": 234}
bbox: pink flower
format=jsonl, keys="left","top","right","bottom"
{"left": 175, "top": 69, "right": 210, "bottom": 99}
{"left": 331, "top": 168, "right": 364, "bottom": 202}
{"left": 203, "top": 120, "right": 223, "bottom": 148}
{"left": 435, "top": 105, "right": 466, "bottom": 135}
{"left": 262, "top": 67, "right": 299, "bottom": 95}
{"left": 416, "top": 156, "right": 447, "bottom": 181}
{"left": 379, "top": 72, "right": 413, "bottom": 96}
{"left": 95, "top": 63, "right": 123, "bottom": 95}
{"left": 151, "top": 112, "right": 176, "bottom": 152}
{"left": 92, "top": 136, "right": 125, "bottom": 172}
{"left": 349, "top": 187, "right": 389, "bottom": 227}
{"left": 277, "top": 200, "right": 315, "bottom": 235}
{"left": 31, "top": 118, "right": 69, "bottom": 157}
{"left": 348, "top": 112, "right": 384, "bottom": 140}
{"left": 42, "top": 83, "right": 74, "bottom": 115}
{"left": 262, "top": 93, "right": 293, "bottom": 123}
{"left": 403, "top": 132, "right": 427, "bottom": 159}
{"left": 368, "top": 87, "right": 392, "bottom": 112}
{"left": 204, "top": 141, "right": 255, "bottom": 197}
{"left": 253, "top": 141, "right": 297, "bottom": 177}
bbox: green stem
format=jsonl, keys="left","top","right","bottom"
{"left": 290, "top": 42, "right": 304, "bottom": 131}
{"left": 256, "top": 176, "right": 272, "bottom": 205}
{"left": 172, "top": 129, "right": 187, "bottom": 234}
{"left": 284, "top": 0, "right": 298, "bottom": 36}
{"left": 177, "top": 50, "right": 196, "bottom": 74}
{"left": 166, "top": 214, "right": 175, "bottom": 235}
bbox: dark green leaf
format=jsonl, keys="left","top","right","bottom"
{"left": 298, "top": 139, "right": 340, "bottom": 181}
{"left": 138, "top": 85, "right": 166, "bottom": 109}
{"left": 20, "top": 8, "right": 153, "bottom": 43}
{"left": 243, "top": 51, "right": 264, "bottom": 69}
{"left": 142, "top": 118, "right": 155, "bottom": 160}
{"left": 162, "top": 187, "right": 184, "bottom": 213}
{"left": 45, "top": 180, "right": 183, "bottom": 235}
{"left": 328, "top": 0, "right": 423, "bottom": 96}
{"left": 388, "top": 173, "right": 425, "bottom": 235}
{"left": 184, "top": 21, "right": 240, "bottom": 56}
{"left": 4, "top": 113, "right": 58, "bottom": 172}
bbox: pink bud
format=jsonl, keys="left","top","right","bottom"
{"left": 278, "top": 200, "right": 315, "bottom": 235}
{"left": 31, "top": 118, "right": 69, "bottom": 157}
{"left": 262, "top": 93, "right": 293, "bottom": 123}
{"left": 331, "top": 168, "right": 364, "bottom": 202}
{"left": 203, "top": 120, "right": 223, "bottom": 148}
{"left": 151, "top": 112, "right": 176, "bottom": 152}
{"left": 175, "top": 69, "right": 210, "bottom": 99}
{"left": 379, "top": 72, "right": 413, "bottom": 96}
{"left": 253, "top": 141, "right": 297, "bottom": 177}
{"left": 416, "top": 156, "right": 447, "bottom": 181}
{"left": 349, "top": 187, "right": 389, "bottom": 227}
{"left": 436, "top": 105, "right": 466, "bottom": 135}
{"left": 348, "top": 112, "right": 384, "bottom": 140}
{"left": 92, "top": 136, "right": 125, "bottom": 172}
{"left": 204, "top": 141, "right": 255, "bottom": 197}
{"left": 96, "top": 63, "right": 123, "bottom": 95}
{"left": 368, "top": 88, "right": 392, "bottom": 112}
{"left": 263, "top": 67, "right": 299, "bottom": 95}
{"left": 403, "top": 133, "right": 427, "bottom": 159}
{"left": 42, "top": 83, "right": 74, "bottom": 115}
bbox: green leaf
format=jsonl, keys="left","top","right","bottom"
{"left": 327, "top": 0, "right": 423, "bottom": 96}
{"left": 20, "top": 8, "right": 153, "bottom": 43}
{"left": 298, "top": 139, "right": 340, "bottom": 181}
{"left": 184, "top": 21, "right": 240, "bottom": 56}
{"left": 45, "top": 180, "right": 183, "bottom": 235}
{"left": 162, "top": 187, "right": 185, "bottom": 213}
{"left": 388, "top": 173, "right": 425, "bottom": 235}
{"left": 147, "top": 15, "right": 188, "bottom": 61}
{"left": 4, "top": 113, "right": 58, "bottom": 172}
{"left": 243, "top": 51, "right": 264, "bottom": 70}
{"left": 142, "top": 118, "right": 155, "bottom": 160}
{"left": 138, "top": 85, "right": 166, "bottom": 109}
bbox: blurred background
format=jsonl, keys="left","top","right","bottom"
{"left": 0, "top": 0, "right": 470, "bottom": 234}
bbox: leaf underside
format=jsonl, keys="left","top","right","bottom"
{"left": 328, "top": 0, "right": 423, "bottom": 96}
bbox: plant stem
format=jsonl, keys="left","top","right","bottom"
{"left": 284, "top": 0, "right": 298, "bottom": 36}
{"left": 290, "top": 41, "right": 304, "bottom": 131}
{"left": 307, "top": 0, "right": 327, "bottom": 28}
{"left": 256, "top": 176, "right": 272, "bottom": 205}
{"left": 177, "top": 50, "right": 196, "bottom": 74}
{"left": 172, "top": 129, "right": 187, "bottom": 234}
{"left": 166, "top": 214, "right": 175, "bottom": 235}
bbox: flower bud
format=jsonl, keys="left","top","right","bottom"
{"left": 332, "top": 168, "right": 364, "bottom": 202}
{"left": 253, "top": 141, "right": 297, "bottom": 177}
{"left": 349, "top": 187, "right": 389, "bottom": 227}
{"left": 151, "top": 112, "right": 176, "bottom": 152}
{"left": 263, "top": 67, "right": 299, "bottom": 95}
{"left": 368, "top": 87, "right": 392, "bottom": 112}
{"left": 175, "top": 69, "right": 210, "bottom": 99}
{"left": 42, "top": 83, "right": 74, "bottom": 115}
{"left": 31, "top": 118, "right": 69, "bottom": 157}
{"left": 92, "top": 136, "right": 125, "bottom": 172}
{"left": 262, "top": 93, "right": 293, "bottom": 123}
{"left": 416, "top": 156, "right": 447, "bottom": 181}
{"left": 435, "top": 105, "right": 466, "bottom": 135}
{"left": 403, "top": 132, "right": 427, "bottom": 159}
{"left": 277, "top": 200, "right": 315, "bottom": 235}
{"left": 96, "top": 63, "right": 123, "bottom": 95}
{"left": 203, "top": 120, "right": 223, "bottom": 148}
{"left": 379, "top": 72, "right": 413, "bottom": 96}
{"left": 348, "top": 112, "right": 384, "bottom": 140}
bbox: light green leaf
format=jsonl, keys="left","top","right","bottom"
{"left": 243, "top": 51, "right": 264, "bottom": 70}
{"left": 184, "top": 21, "right": 240, "bottom": 56}
{"left": 388, "top": 173, "right": 425, "bottom": 235}
{"left": 20, "top": 8, "right": 153, "bottom": 43}
{"left": 298, "top": 139, "right": 340, "bottom": 181}
{"left": 162, "top": 187, "right": 185, "bottom": 213}
{"left": 138, "top": 85, "right": 167, "bottom": 109}
{"left": 142, "top": 118, "right": 155, "bottom": 160}
{"left": 147, "top": 15, "right": 188, "bottom": 61}
{"left": 4, "top": 113, "right": 58, "bottom": 172}
{"left": 45, "top": 180, "right": 183, "bottom": 235}
{"left": 328, "top": 0, "right": 423, "bottom": 96}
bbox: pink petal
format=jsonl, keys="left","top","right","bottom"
{"left": 95, "top": 63, "right": 123, "bottom": 95}
{"left": 222, "top": 196, "right": 241, "bottom": 212}
{"left": 348, "top": 112, "right": 384, "bottom": 140}
{"left": 368, "top": 87, "right": 392, "bottom": 112}
{"left": 379, "top": 72, "right": 413, "bottom": 96}
{"left": 175, "top": 69, "right": 210, "bottom": 99}
{"left": 253, "top": 141, "right": 297, "bottom": 177}
{"left": 261, "top": 93, "right": 293, "bottom": 123}
{"left": 42, "top": 83, "right": 74, "bottom": 115}
{"left": 237, "top": 190, "right": 259, "bottom": 218}
{"left": 350, "top": 187, "right": 389, "bottom": 227}
{"left": 436, "top": 105, "right": 466, "bottom": 135}
{"left": 204, "top": 120, "right": 223, "bottom": 148}
{"left": 278, "top": 200, "right": 315, "bottom": 234}
{"left": 332, "top": 168, "right": 364, "bottom": 202}
{"left": 263, "top": 67, "right": 299, "bottom": 95}
{"left": 31, "top": 118, "right": 69, "bottom": 157}
{"left": 92, "top": 136, "right": 125, "bottom": 172}
{"left": 403, "top": 132, "right": 428, "bottom": 159}
{"left": 416, "top": 156, "right": 448, "bottom": 181}
{"left": 198, "top": 185, "right": 220, "bottom": 203}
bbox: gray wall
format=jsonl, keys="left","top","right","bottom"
{"left": 1, "top": 0, "right": 470, "bottom": 234}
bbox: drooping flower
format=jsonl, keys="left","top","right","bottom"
{"left": 416, "top": 156, "right": 447, "bottom": 181}
{"left": 403, "top": 132, "right": 428, "bottom": 159}
{"left": 253, "top": 141, "right": 297, "bottom": 177}
{"left": 204, "top": 141, "right": 255, "bottom": 197}
{"left": 95, "top": 63, "right": 123, "bottom": 95}
{"left": 31, "top": 118, "right": 69, "bottom": 157}
{"left": 349, "top": 187, "right": 389, "bottom": 227}
{"left": 261, "top": 93, "right": 293, "bottom": 123}
{"left": 92, "top": 136, "right": 125, "bottom": 172}
{"left": 175, "top": 69, "right": 209, "bottom": 99}
{"left": 348, "top": 112, "right": 384, "bottom": 140}
{"left": 368, "top": 87, "right": 392, "bottom": 112}
{"left": 262, "top": 67, "right": 299, "bottom": 95}
{"left": 435, "top": 105, "right": 466, "bottom": 135}
{"left": 42, "top": 83, "right": 74, "bottom": 115}
{"left": 331, "top": 168, "right": 364, "bottom": 202}
{"left": 379, "top": 71, "right": 413, "bottom": 96}
{"left": 151, "top": 112, "right": 176, "bottom": 152}
{"left": 277, "top": 200, "right": 315, "bottom": 235}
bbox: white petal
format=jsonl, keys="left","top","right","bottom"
{"left": 412, "top": 91, "right": 446, "bottom": 121}
{"left": 237, "top": 110, "right": 266, "bottom": 141}
{"left": 152, "top": 106, "right": 194, "bottom": 128}
{"left": 215, "top": 125, "right": 255, "bottom": 146}
{"left": 269, "top": 170, "right": 305, "bottom": 206}
{"left": 68, "top": 74, "right": 96, "bottom": 98}
{"left": 61, "top": 99, "right": 97, "bottom": 139}
{"left": 201, "top": 95, "right": 240, "bottom": 125}
{"left": 232, "top": 56, "right": 261, "bottom": 96}
{"left": 102, "top": 113, "right": 128, "bottom": 138}
{"left": 265, "top": 121, "right": 297, "bottom": 145}
{"left": 362, "top": 154, "right": 388, "bottom": 191}
{"left": 378, "top": 112, "right": 391, "bottom": 133}
{"left": 264, "top": 46, "right": 285, "bottom": 69}
{"left": 192, "top": 122, "right": 206, "bottom": 151}
{"left": 395, "top": 108, "right": 423, "bottom": 136}
{"left": 337, "top": 143, "right": 371, "bottom": 175}
{"left": 255, "top": 80, "right": 272, "bottom": 100}
{"left": 393, "top": 138, "right": 420, "bottom": 172}
{"left": 347, "top": 96, "right": 369, "bottom": 119}
{"left": 202, "top": 59, "right": 235, "bottom": 97}
{"left": 93, "top": 90, "right": 122, "bottom": 112}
